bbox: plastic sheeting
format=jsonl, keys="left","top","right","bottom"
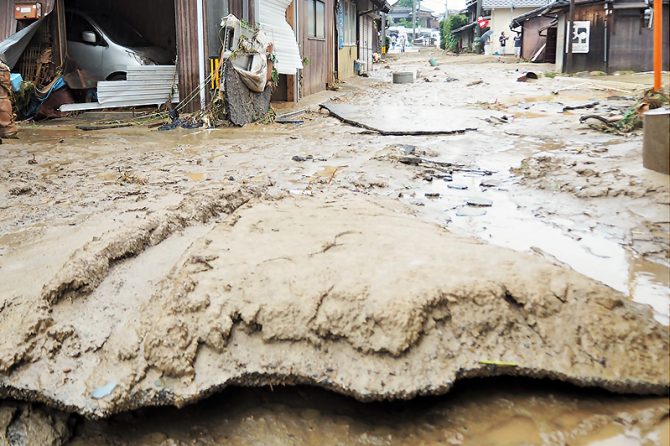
{"left": 257, "top": 0, "right": 302, "bottom": 75}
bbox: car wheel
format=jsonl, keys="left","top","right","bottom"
{"left": 107, "top": 73, "right": 127, "bottom": 81}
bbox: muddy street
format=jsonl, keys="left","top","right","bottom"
{"left": 0, "top": 51, "right": 669, "bottom": 445}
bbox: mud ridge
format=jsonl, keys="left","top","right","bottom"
{"left": 40, "top": 187, "right": 258, "bottom": 305}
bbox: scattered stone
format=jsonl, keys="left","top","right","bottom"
{"left": 448, "top": 184, "right": 468, "bottom": 190}
{"left": 292, "top": 155, "right": 313, "bottom": 162}
{"left": 401, "top": 145, "right": 416, "bottom": 155}
{"left": 9, "top": 185, "right": 32, "bottom": 196}
{"left": 424, "top": 192, "right": 441, "bottom": 199}
{"left": 456, "top": 207, "right": 487, "bottom": 217}
{"left": 465, "top": 197, "right": 493, "bottom": 207}
{"left": 480, "top": 179, "right": 500, "bottom": 188}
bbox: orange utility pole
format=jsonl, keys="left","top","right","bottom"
{"left": 653, "top": 0, "right": 663, "bottom": 91}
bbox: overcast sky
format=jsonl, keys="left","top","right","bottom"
{"left": 389, "top": 0, "right": 467, "bottom": 15}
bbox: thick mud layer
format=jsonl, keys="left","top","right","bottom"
{"left": 0, "top": 193, "right": 667, "bottom": 419}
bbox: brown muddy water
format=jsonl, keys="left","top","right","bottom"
{"left": 67, "top": 378, "right": 668, "bottom": 445}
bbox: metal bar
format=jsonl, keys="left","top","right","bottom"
{"left": 196, "top": 0, "right": 207, "bottom": 110}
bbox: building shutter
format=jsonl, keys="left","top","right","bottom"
{"left": 258, "top": 0, "right": 303, "bottom": 74}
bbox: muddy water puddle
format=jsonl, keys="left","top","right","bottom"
{"left": 69, "top": 379, "right": 668, "bottom": 445}
{"left": 407, "top": 170, "right": 670, "bottom": 325}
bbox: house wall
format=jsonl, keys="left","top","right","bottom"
{"left": 299, "top": 0, "right": 334, "bottom": 96}
{"left": 559, "top": 2, "right": 607, "bottom": 72}
{"left": 336, "top": 0, "right": 356, "bottom": 80}
{"left": 1, "top": 0, "right": 57, "bottom": 41}
{"left": 608, "top": 6, "right": 669, "bottom": 72}
{"left": 521, "top": 15, "right": 552, "bottom": 59}
{"left": 338, "top": 45, "right": 356, "bottom": 79}
{"left": 490, "top": 7, "right": 533, "bottom": 54}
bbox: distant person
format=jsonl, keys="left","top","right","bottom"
{"left": 400, "top": 35, "right": 406, "bottom": 53}
{"left": 514, "top": 34, "right": 522, "bottom": 60}
{"left": 391, "top": 35, "right": 397, "bottom": 50}
{"left": 499, "top": 32, "right": 509, "bottom": 55}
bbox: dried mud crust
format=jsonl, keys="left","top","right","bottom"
{"left": 511, "top": 154, "right": 670, "bottom": 199}
{"left": 0, "top": 193, "right": 667, "bottom": 419}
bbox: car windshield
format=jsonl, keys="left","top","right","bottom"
{"left": 88, "top": 13, "right": 149, "bottom": 47}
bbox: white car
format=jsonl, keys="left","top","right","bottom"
{"left": 66, "top": 10, "right": 173, "bottom": 81}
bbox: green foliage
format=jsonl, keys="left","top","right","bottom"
{"left": 397, "top": 0, "right": 413, "bottom": 7}
{"left": 396, "top": 18, "right": 413, "bottom": 28}
{"left": 439, "top": 14, "right": 468, "bottom": 52}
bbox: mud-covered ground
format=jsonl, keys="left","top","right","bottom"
{"left": 0, "top": 51, "right": 668, "bottom": 444}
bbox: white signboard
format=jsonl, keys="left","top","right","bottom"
{"left": 566, "top": 21, "right": 590, "bottom": 54}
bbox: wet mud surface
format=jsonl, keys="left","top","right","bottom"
{"left": 0, "top": 51, "right": 668, "bottom": 443}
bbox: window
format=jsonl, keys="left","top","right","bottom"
{"left": 308, "top": 0, "right": 325, "bottom": 39}
{"left": 343, "top": 1, "right": 356, "bottom": 45}
{"left": 66, "top": 12, "right": 102, "bottom": 45}
{"left": 207, "top": 0, "right": 229, "bottom": 57}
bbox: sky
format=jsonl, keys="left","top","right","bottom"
{"left": 388, "top": 0, "right": 467, "bottom": 16}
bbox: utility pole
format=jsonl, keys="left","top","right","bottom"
{"left": 653, "top": 0, "right": 663, "bottom": 91}
{"left": 412, "top": 0, "right": 417, "bottom": 42}
{"left": 566, "top": 0, "right": 575, "bottom": 73}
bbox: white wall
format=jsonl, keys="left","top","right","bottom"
{"left": 489, "top": 7, "right": 535, "bottom": 54}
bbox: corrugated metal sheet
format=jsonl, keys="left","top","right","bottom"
{"left": 60, "top": 66, "right": 179, "bottom": 111}
{"left": 258, "top": 0, "right": 303, "bottom": 74}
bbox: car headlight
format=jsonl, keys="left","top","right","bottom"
{"left": 128, "top": 51, "right": 155, "bottom": 65}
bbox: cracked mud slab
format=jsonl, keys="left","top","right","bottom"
{"left": 320, "top": 103, "right": 481, "bottom": 135}
{"left": 0, "top": 193, "right": 667, "bottom": 418}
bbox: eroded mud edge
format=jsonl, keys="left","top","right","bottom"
{"left": 1, "top": 335, "right": 667, "bottom": 421}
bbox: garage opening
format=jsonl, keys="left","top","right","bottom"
{"left": 60, "top": 0, "right": 178, "bottom": 109}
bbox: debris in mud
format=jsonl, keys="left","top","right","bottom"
{"left": 292, "top": 155, "right": 313, "bottom": 162}
{"left": 512, "top": 154, "right": 669, "bottom": 199}
{"left": 516, "top": 72, "right": 538, "bottom": 82}
{"left": 9, "top": 184, "right": 32, "bottom": 196}
{"left": 562, "top": 101, "right": 600, "bottom": 112}
{"left": 467, "top": 80, "right": 484, "bottom": 86}
{"left": 580, "top": 89, "right": 669, "bottom": 135}
{"left": 424, "top": 192, "right": 440, "bottom": 199}
{"left": 448, "top": 184, "right": 468, "bottom": 190}
{"left": 27, "top": 155, "right": 37, "bottom": 165}
{"left": 465, "top": 197, "right": 493, "bottom": 207}
{"left": 387, "top": 153, "right": 494, "bottom": 177}
{"left": 117, "top": 170, "right": 148, "bottom": 185}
